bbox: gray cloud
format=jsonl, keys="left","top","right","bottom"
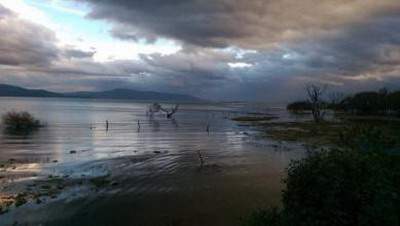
{"left": 63, "top": 48, "right": 96, "bottom": 59}
{"left": 85, "top": 0, "right": 399, "bottom": 48}
{"left": 0, "top": 5, "right": 59, "bottom": 66}
{"left": 2, "top": 1, "right": 400, "bottom": 102}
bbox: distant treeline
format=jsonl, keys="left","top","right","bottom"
{"left": 287, "top": 89, "right": 400, "bottom": 116}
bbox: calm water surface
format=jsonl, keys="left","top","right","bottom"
{"left": 0, "top": 97, "right": 305, "bottom": 226}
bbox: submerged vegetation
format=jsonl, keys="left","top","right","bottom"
{"left": 2, "top": 111, "right": 42, "bottom": 133}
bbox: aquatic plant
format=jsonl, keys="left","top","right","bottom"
{"left": 2, "top": 111, "right": 42, "bottom": 132}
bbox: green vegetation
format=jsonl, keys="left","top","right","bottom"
{"left": 340, "top": 89, "right": 389, "bottom": 115}
{"left": 242, "top": 149, "right": 400, "bottom": 226}
{"left": 14, "top": 193, "right": 27, "bottom": 207}
{"left": 241, "top": 208, "right": 283, "bottom": 226}
{"left": 288, "top": 88, "right": 400, "bottom": 117}
{"left": 241, "top": 124, "right": 400, "bottom": 226}
{"left": 262, "top": 121, "right": 342, "bottom": 146}
{"left": 261, "top": 118, "right": 400, "bottom": 148}
{"left": 2, "top": 111, "right": 42, "bottom": 133}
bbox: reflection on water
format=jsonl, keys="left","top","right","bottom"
{"left": 0, "top": 97, "right": 305, "bottom": 226}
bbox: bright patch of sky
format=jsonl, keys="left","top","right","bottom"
{"left": 228, "top": 62, "right": 253, "bottom": 68}
{"left": 0, "top": 0, "right": 181, "bottom": 61}
{"left": 220, "top": 47, "right": 257, "bottom": 59}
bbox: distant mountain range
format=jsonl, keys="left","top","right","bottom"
{"left": 0, "top": 84, "right": 201, "bottom": 101}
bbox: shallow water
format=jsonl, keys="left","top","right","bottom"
{"left": 0, "top": 97, "right": 305, "bottom": 226}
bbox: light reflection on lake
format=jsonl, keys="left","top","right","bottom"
{"left": 0, "top": 97, "right": 305, "bottom": 226}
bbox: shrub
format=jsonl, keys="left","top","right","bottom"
{"left": 341, "top": 91, "right": 389, "bottom": 115}
{"left": 338, "top": 125, "right": 396, "bottom": 153}
{"left": 240, "top": 208, "right": 284, "bottom": 226}
{"left": 2, "top": 111, "right": 41, "bottom": 131}
{"left": 291, "top": 88, "right": 400, "bottom": 116}
{"left": 242, "top": 148, "right": 400, "bottom": 226}
{"left": 282, "top": 149, "right": 400, "bottom": 226}
{"left": 387, "top": 91, "right": 400, "bottom": 115}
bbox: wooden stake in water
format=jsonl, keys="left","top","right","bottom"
{"left": 197, "top": 150, "right": 204, "bottom": 168}
{"left": 106, "top": 120, "right": 109, "bottom": 131}
{"left": 206, "top": 122, "right": 210, "bottom": 135}
{"left": 137, "top": 120, "right": 141, "bottom": 132}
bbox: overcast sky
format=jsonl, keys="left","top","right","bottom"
{"left": 0, "top": 0, "right": 399, "bottom": 102}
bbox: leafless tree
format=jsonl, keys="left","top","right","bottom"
{"left": 161, "top": 104, "right": 179, "bottom": 118}
{"left": 306, "top": 84, "right": 327, "bottom": 123}
{"left": 147, "top": 103, "right": 179, "bottom": 118}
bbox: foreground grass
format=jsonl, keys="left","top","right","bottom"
{"left": 258, "top": 116, "right": 400, "bottom": 149}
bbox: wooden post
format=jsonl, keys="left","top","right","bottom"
{"left": 197, "top": 150, "right": 204, "bottom": 168}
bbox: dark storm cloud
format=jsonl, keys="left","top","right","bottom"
{"left": 0, "top": 4, "right": 59, "bottom": 66}
{"left": 293, "top": 11, "right": 400, "bottom": 77}
{"left": 66, "top": 0, "right": 400, "bottom": 101}
{"left": 84, "top": 0, "right": 399, "bottom": 48}
{"left": 2, "top": 1, "right": 400, "bottom": 101}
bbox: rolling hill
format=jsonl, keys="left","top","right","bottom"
{"left": 0, "top": 84, "right": 201, "bottom": 101}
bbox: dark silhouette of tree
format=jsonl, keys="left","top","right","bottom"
{"left": 387, "top": 91, "right": 400, "bottom": 116}
{"left": 306, "top": 84, "right": 327, "bottom": 123}
{"left": 161, "top": 104, "right": 179, "bottom": 118}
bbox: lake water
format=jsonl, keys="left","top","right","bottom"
{"left": 0, "top": 97, "right": 305, "bottom": 226}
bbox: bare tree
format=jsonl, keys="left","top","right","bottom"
{"left": 161, "top": 104, "right": 179, "bottom": 118}
{"left": 147, "top": 103, "right": 179, "bottom": 118}
{"left": 306, "top": 84, "right": 327, "bottom": 123}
